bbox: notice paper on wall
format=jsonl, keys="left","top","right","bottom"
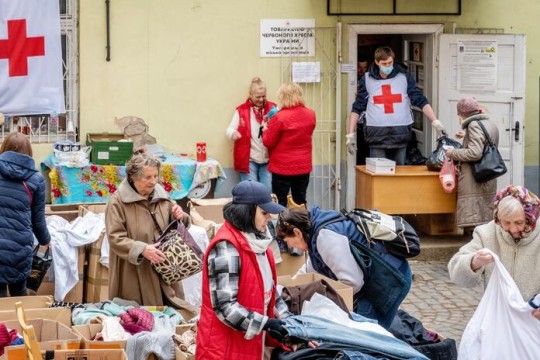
{"left": 292, "top": 62, "right": 321, "bottom": 83}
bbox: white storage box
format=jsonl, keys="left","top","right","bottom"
{"left": 366, "top": 157, "right": 396, "bottom": 174}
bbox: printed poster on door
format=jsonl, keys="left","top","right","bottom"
{"left": 260, "top": 19, "right": 315, "bottom": 57}
{"left": 457, "top": 40, "right": 498, "bottom": 93}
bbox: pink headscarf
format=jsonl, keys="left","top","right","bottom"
{"left": 493, "top": 185, "right": 540, "bottom": 233}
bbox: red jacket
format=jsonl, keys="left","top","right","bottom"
{"left": 196, "top": 222, "right": 280, "bottom": 360}
{"left": 262, "top": 105, "right": 316, "bottom": 175}
{"left": 234, "top": 100, "right": 277, "bottom": 173}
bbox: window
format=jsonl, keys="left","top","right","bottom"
{"left": 1, "top": 0, "right": 78, "bottom": 143}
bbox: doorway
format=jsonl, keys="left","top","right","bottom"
{"left": 345, "top": 24, "right": 444, "bottom": 210}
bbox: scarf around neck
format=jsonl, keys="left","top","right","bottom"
{"left": 245, "top": 98, "right": 268, "bottom": 124}
{"left": 242, "top": 231, "right": 273, "bottom": 254}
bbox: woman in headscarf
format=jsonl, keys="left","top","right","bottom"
{"left": 448, "top": 185, "right": 540, "bottom": 312}
{"left": 444, "top": 97, "right": 500, "bottom": 235}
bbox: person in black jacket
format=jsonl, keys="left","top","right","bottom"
{"left": 0, "top": 132, "right": 50, "bottom": 297}
{"left": 346, "top": 46, "right": 444, "bottom": 165}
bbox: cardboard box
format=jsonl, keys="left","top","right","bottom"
{"left": 51, "top": 349, "right": 127, "bottom": 360}
{"left": 405, "top": 213, "right": 461, "bottom": 236}
{"left": 366, "top": 157, "right": 396, "bottom": 174}
{"left": 86, "top": 133, "right": 133, "bottom": 166}
{"left": 0, "top": 307, "right": 72, "bottom": 326}
{"left": 0, "top": 295, "right": 53, "bottom": 311}
{"left": 4, "top": 319, "right": 81, "bottom": 360}
{"left": 36, "top": 245, "right": 86, "bottom": 303}
{"left": 45, "top": 204, "right": 81, "bottom": 222}
{"left": 79, "top": 204, "right": 109, "bottom": 303}
{"left": 278, "top": 273, "right": 354, "bottom": 311}
{"left": 276, "top": 253, "right": 306, "bottom": 277}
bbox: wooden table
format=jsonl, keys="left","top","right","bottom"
{"left": 356, "top": 165, "right": 456, "bottom": 214}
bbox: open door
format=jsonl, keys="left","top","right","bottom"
{"left": 438, "top": 34, "right": 526, "bottom": 187}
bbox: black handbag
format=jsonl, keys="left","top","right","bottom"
{"left": 426, "top": 135, "right": 462, "bottom": 171}
{"left": 472, "top": 120, "right": 507, "bottom": 183}
{"left": 27, "top": 245, "right": 52, "bottom": 292}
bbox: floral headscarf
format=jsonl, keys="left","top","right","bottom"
{"left": 493, "top": 185, "right": 540, "bottom": 233}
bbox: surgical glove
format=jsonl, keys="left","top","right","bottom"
{"left": 346, "top": 133, "right": 356, "bottom": 155}
{"left": 431, "top": 119, "right": 446, "bottom": 135}
{"left": 263, "top": 319, "right": 288, "bottom": 343}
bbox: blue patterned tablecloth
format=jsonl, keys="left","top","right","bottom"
{"left": 41, "top": 154, "right": 227, "bottom": 204}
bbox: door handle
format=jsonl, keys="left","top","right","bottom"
{"left": 514, "top": 121, "right": 520, "bottom": 141}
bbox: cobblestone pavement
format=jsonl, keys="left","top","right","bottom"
{"left": 400, "top": 261, "right": 484, "bottom": 346}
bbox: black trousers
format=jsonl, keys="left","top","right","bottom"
{"left": 271, "top": 173, "right": 310, "bottom": 207}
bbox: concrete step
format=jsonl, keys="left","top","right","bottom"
{"left": 414, "top": 234, "right": 469, "bottom": 262}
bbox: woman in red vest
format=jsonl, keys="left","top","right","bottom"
{"left": 262, "top": 82, "right": 316, "bottom": 207}
{"left": 226, "top": 78, "right": 277, "bottom": 191}
{"left": 196, "top": 180, "right": 313, "bottom": 359}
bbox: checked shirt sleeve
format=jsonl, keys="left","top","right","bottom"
{"left": 207, "top": 240, "right": 266, "bottom": 339}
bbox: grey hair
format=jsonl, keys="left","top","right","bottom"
{"left": 495, "top": 195, "right": 525, "bottom": 222}
{"left": 125, "top": 154, "right": 161, "bottom": 181}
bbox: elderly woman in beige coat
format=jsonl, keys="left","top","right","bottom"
{"left": 106, "top": 154, "right": 196, "bottom": 314}
{"left": 445, "top": 98, "right": 499, "bottom": 235}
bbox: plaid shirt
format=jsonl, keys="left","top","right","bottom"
{"left": 207, "top": 240, "right": 290, "bottom": 339}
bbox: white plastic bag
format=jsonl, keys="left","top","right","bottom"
{"left": 54, "top": 146, "right": 91, "bottom": 167}
{"left": 459, "top": 250, "right": 540, "bottom": 360}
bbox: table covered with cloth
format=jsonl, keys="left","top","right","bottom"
{"left": 41, "top": 153, "right": 227, "bottom": 204}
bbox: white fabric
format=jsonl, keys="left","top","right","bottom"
{"left": 365, "top": 73, "right": 412, "bottom": 127}
{"left": 294, "top": 229, "right": 364, "bottom": 294}
{"left": 459, "top": 250, "right": 540, "bottom": 360}
{"left": 0, "top": 0, "right": 65, "bottom": 115}
{"left": 302, "top": 293, "right": 392, "bottom": 337}
{"left": 46, "top": 212, "right": 105, "bottom": 301}
{"left": 182, "top": 224, "right": 209, "bottom": 307}
{"left": 100, "top": 317, "right": 130, "bottom": 341}
{"left": 226, "top": 109, "right": 268, "bottom": 164}
{"left": 100, "top": 234, "right": 110, "bottom": 268}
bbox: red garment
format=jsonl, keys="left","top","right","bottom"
{"left": 119, "top": 308, "right": 154, "bottom": 334}
{"left": 262, "top": 105, "right": 316, "bottom": 175}
{"left": 196, "top": 222, "right": 280, "bottom": 360}
{"left": 234, "top": 99, "right": 277, "bottom": 173}
{"left": 0, "top": 323, "right": 19, "bottom": 356}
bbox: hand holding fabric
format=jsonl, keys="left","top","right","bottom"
{"left": 263, "top": 318, "right": 288, "bottom": 343}
{"left": 171, "top": 204, "right": 184, "bottom": 220}
{"left": 471, "top": 248, "right": 494, "bottom": 271}
{"left": 345, "top": 133, "right": 356, "bottom": 155}
{"left": 231, "top": 130, "right": 241, "bottom": 141}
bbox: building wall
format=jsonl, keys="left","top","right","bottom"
{"left": 74, "top": 0, "right": 539, "bottom": 197}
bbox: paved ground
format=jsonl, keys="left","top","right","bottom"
{"left": 400, "top": 260, "right": 484, "bottom": 346}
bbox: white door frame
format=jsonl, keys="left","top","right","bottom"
{"left": 345, "top": 24, "right": 444, "bottom": 210}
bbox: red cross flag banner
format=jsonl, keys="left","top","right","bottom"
{"left": 0, "top": 0, "right": 65, "bottom": 116}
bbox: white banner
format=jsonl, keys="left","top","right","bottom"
{"left": 260, "top": 19, "right": 315, "bottom": 57}
{"left": 0, "top": 0, "right": 65, "bottom": 116}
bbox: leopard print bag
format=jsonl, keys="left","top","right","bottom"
{"left": 152, "top": 220, "right": 204, "bottom": 285}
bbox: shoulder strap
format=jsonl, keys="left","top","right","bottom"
{"left": 311, "top": 213, "right": 347, "bottom": 241}
{"left": 22, "top": 181, "right": 32, "bottom": 206}
{"left": 475, "top": 120, "right": 494, "bottom": 146}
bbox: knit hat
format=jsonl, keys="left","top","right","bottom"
{"left": 457, "top": 98, "right": 480, "bottom": 115}
{"left": 493, "top": 185, "right": 540, "bottom": 233}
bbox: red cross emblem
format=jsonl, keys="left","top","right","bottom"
{"left": 0, "top": 19, "right": 45, "bottom": 77}
{"left": 373, "top": 84, "right": 402, "bottom": 114}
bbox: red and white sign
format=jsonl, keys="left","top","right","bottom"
{"left": 0, "top": 0, "right": 65, "bottom": 116}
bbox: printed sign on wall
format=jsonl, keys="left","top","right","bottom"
{"left": 260, "top": 19, "right": 315, "bottom": 57}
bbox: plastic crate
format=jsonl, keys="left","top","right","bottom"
{"left": 86, "top": 133, "right": 133, "bottom": 165}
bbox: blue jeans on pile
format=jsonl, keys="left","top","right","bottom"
{"left": 282, "top": 315, "right": 427, "bottom": 360}
{"left": 239, "top": 161, "right": 271, "bottom": 191}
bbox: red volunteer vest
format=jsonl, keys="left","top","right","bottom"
{"left": 234, "top": 99, "right": 276, "bottom": 173}
{"left": 196, "top": 222, "right": 279, "bottom": 360}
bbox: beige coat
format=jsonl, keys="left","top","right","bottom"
{"left": 448, "top": 219, "right": 540, "bottom": 300}
{"left": 106, "top": 179, "right": 198, "bottom": 316}
{"left": 449, "top": 114, "right": 499, "bottom": 228}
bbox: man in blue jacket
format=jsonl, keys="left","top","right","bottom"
{"left": 346, "top": 46, "right": 444, "bottom": 165}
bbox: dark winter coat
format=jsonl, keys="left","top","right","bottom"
{"left": 0, "top": 151, "right": 50, "bottom": 285}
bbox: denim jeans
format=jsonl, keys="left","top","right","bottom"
{"left": 272, "top": 342, "right": 389, "bottom": 360}
{"left": 239, "top": 161, "right": 271, "bottom": 191}
{"left": 370, "top": 147, "right": 407, "bottom": 165}
{"left": 0, "top": 280, "right": 27, "bottom": 297}
{"left": 282, "top": 315, "right": 427, "bottom": 360}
